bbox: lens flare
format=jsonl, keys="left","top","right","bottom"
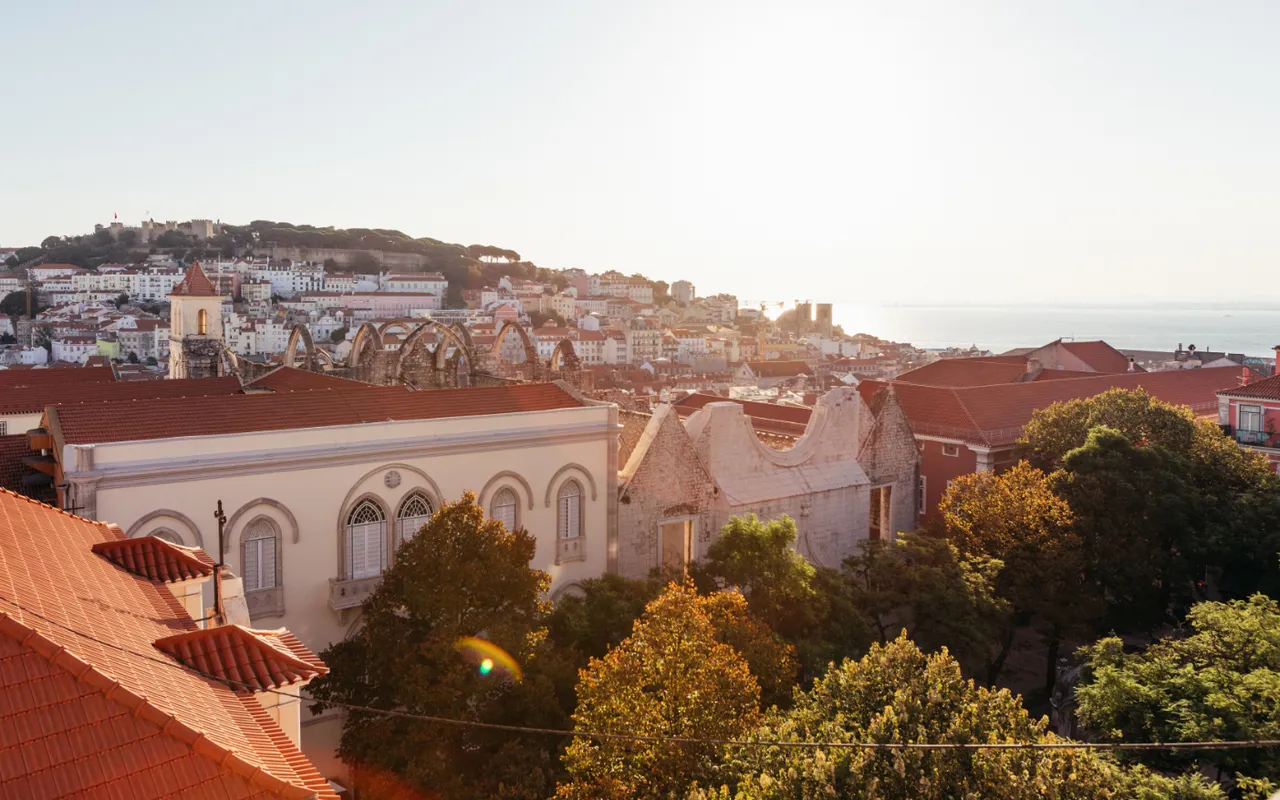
{"left": 455, "top": 636, "right": 522, "bottom": 681}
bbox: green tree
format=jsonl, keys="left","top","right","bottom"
{"left": 114, "top": 293, "right": 129, "bottom": 309}
{"left": 1021, "top": 389, "right": 1280, "bottom": 600}
{"left": 155, "top": 230, "right": 190, "bottom": 248}
{"left": 3, "top": 255, "right": 17, "bottom": 268}
{"left": 548, "top": 573, "right": 659, "bottom": 663}
{"left": 308, "top": 493, "right": 572, "bottom": 800}
{"left": 1075, "top": 594, "right": 1280, "bottom": 792}
{"left": 693, "top": 515, "right": 817, "bottom": 642}
{"left": 145, "top": 356, "right": 158, "bottom": 366}
{"left": 40, "top": 235, "right": 62, "bottom": 250}
{"left": 933, "top": 462, "right": 1097, "bottom": 689}
{"left": 698, "top": 635, "right": 1223, "bottom": 800}
{"left": 555, "top": 582, "right": 762, "bottom": 799}
{"left": 126, "top": 351, "right": 139, "bottom": 364}
{"left": 0, "top": 292, "right": 28, "bottom": 317}
{"left": 329, "top": 326, "right": 349, "bottom": 344}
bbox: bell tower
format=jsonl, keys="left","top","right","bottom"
{"left": 168, "top": 262, "right": 225, "bottom": 379}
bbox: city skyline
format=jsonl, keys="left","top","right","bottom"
{"left": 4, "top": 1, "right": 1280, "bottom": 305}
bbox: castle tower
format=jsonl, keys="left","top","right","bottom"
{"left": 168, "top": 262, "right": 225, "bottom": 379}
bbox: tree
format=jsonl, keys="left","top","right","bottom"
{"left": 3, "top": 255, "right": 17, "bottom": 268}
{"left": 145, "top": 356, "right": 158, "bottom": 366}
{"left": 349, "top": 251, "right": 380, "bottom": 272}
{"left": 155, "top": 230, "right": 190, "bottom": 248}
{"left": 528, "top": 310, "right": 566, "bottom": 328}
{"left": 697, "top": 634, "right": 1223, "bottom": 800}
{"left": 308, "top": 493, "right": 572, "bottom": 800}
{"left": 329, "top": 326, "right": 349, "bottom": 344}
{"left": 554, "top": 582, "right": 762, "bottom": 799}
{"left": 933, "top": 462, "right": 1096, "bottom": 690}
{"left": 114, "top": 293, "right": 129, "bottom": 309}
{"left": 0, "top": 292, "right": 28, "bottom": 318}
{"left": 0, "top": 332, "right": 14, "bottom": 345}
{"left": 40, "top": 235, "right": 62, "bottom": 250}
{"left": 126, "top": 351, "right": 139, "bottom": 364}
{"left": 31, "top": 325, "right": 52, "bottom": 355}
{"left": 549, "top": 573, "right": 659, "bottom": 663}
{"left": 693, "top": 515, "right": 818, "bottom": 642}
{"left": 1075, "top": 594, "right": 1280, "bottom": 792}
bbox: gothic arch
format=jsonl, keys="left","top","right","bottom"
{"left": 224, "top": 497, "right": 301, "bottom": 559}
{"left": 543, "top": 463, "right": 599, "bottom": 507}
{"left": 452, "top": 323, "right": 475, "bottom": 350}
{"left": 283, "top": 326, "right": 317, "bottom": 371}
{"left": 479, "top": 470, "right": 535, "bottom": 511}
{"left": 347, "top": 322, "right": 382, "bottom": 369}
{"left": 315, "top": 348, "right": 335, "bottom": 368}
{"left": 429, "top": 322, "right": 476, "bottom": 374}
{"left": 125, "top": 509, "right": 204, "bottom": 549}
{"left": 550, "top": 338, "right": 581, "bottom": 371}
{"left": 490, "top": 321, "right": 540, "bottom": 379}
{"left": 377, "top": 320, "right": 413, "bottom": 339}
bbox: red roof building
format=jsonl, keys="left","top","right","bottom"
{"left": 1216, "top": 368, "right": 1280, "bottom": 470}
{"left": 0, "top": 489, "right": 336, "bottom": 799}
{"left": 169, "top": 262, "right": 219, "bottom": 297}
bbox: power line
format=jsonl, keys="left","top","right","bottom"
{"left": 0, "top": 592, "right": 1276, "bottom": 754}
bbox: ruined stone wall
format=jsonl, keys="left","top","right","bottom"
{"left": 616, "top": 406, "right": 718, "bottom": 579}
{"left": 712, "top": 483, "right": 871, "bottom": 569}
{"left": 181, "top": 339, "right": 224, "bottom": 380}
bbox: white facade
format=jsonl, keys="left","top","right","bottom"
{"left": 671, "top": 280, "right": 695, "bottom": 305}
{"left": 379, "top": 272, "right": 448, "bottom": 297}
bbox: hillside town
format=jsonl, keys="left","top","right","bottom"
{"left": 1, "top": 222, "right": 1279, "bottom": 797}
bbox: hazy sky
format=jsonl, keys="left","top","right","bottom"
{"left": 3, "top": 1, "right": 1278, "bottom": 305}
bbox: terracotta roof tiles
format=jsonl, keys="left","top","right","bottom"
{"left": 0, "top": 436, "right": 27, "bottom": 493}
{"left": 247, "top": 366, "right": 374, "bottom": 393}
{"left": 0, "top": 365, "right": 116, "bottom": 391}
{"left": 745, "top": 360, "right": 813, "bottom": 378}
{"left": 1060, "top": 340, "right": 1140, "bottom": 373}
{"left": 892, "top": 358, "right": 1030, "bottom": 387}
{"left": 168, "top": 262, "right": 218, "bottom": 297}
{"left": 152, "top": 625, "right": 327, "bottom": 692}
{"left": 1218, "top": 371, "right": 1280, "bottom": 400}
{"left": 0, "top": 376, "right": 243, "bottom": 415}
{"left": 0, "top": 489, "right": 336, "bottom": 798}
{"left": 91, "top": 536, "right": 216, "bottom": 583}
{"left": 53, "top": 382, "right": 585, "bottom": 445}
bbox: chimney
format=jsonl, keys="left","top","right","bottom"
{"left": 1273, "top": 345, "right": 1280, "bottom": 376}
{"left": 1127, "top": 357, "right": 1135, "bottom": 373}
{"left": 1239, "top": 366, "right": 1252, "bottom": 388}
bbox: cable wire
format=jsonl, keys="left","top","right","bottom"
{"left": 1, "top": 592, "right": 1276, "bottom": 753}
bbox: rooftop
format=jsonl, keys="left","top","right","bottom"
{"left": 0, "top": 489, "right": 335, "bottom": 799}
{"left": 745, "top": 360, "right": 813, "bottom": 378}
{"left": 0, "top": 376, "right": 243, "bottom": 416}
{"left": 0, "top": 365, "right": 116, "bottom": 391}
{"left": 1217, "top": 371, "right": 1280, "bottom": 401}
{"left": 51, "top": 382, "right": 586, "bottom": 445}
{"left": 168, "top": 262, "right": 218, "bottom": 297}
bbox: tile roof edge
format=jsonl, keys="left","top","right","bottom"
{"left": 0, "top": 487, "right": 112, "bottom": 530}
{"left": 0, "top": 612, "right": 318, "bottom": 799}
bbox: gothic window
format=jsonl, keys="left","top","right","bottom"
{"left": 242, "top": 518, "right": 279, "bottom": 592}
{"left": 197, "top": 308, "right": 208, "bottom": 336}
{"left": 347, "top": 499, "right": 386, "bottom": 579}
{"left": 396, "top": 493, "right": 434, "bottom": 546}
{"left": 491, "top": 488, "right": 518, "bottom": 531}
{"left": 557, "top": 480, "right": 582, "bottom": 540}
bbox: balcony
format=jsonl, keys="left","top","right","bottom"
{"left": 328, "top": 574, "right": 381, "bottom": 610}
{"left": 556, "top": 536, "right": 586, "bottom": 565}
{"left": 1234, "top": 429, "right": 1276, "bottom": 447}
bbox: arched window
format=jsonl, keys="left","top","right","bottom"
{"left": 396, "top": 493, "right": 434, "bottom": 546}
{"left": 557, "top": 481, "right": 582, "bottom": 540}
{"left": 347, "top": 499, "right": 386, "bottom": 579}
{"left": 242, "top": 518, "right": 279, "bottom": 592}
{"left": 197, "top": 308, "right": 208, "bottom": 335}
{"left": 491, "top": 488, "right": 518, "bottom": 531}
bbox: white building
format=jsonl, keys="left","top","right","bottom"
{"left": 671, "top": 280, "right": 695, "bottom": 306}
{"left": 380, "top": 272, "right": 449, "bottom": 297}
{"left": 52, "top": 335, "right": 98, "bottom": 364}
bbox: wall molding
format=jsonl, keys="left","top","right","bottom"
{"left": 543, "top": 462, "right": 599, "bottom": 507}
{"left": 124, "top": 509, "right": 204, "bottom": 549}
{"left": 478, "top": 470, "right": 536, "bottom": 511}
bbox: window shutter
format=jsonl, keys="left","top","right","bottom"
{"left": 243, "top": 539, "right": 260, "bottom": 592}
{"left": 259, "top": 538, "right": 276, "bottom": 589}
{"left": 350, "top": 525, "right": 367, "bottom": 578}
{"left": 567, "top": 495, "right": 580, "bottom": 538}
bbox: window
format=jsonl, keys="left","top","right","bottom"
{"left": 396, "top": 493, "right": 434, "bottom": 546}
{"left": 558, "top": 481, "right": 582, "bottom": 539}
{"left": 660, "top": 519, "right": 693, "bottom": 574}
{"left": 1239, "top": 405, "right": 1263, "bottom": 432}
{"left": 0, "top": 421, "right": 7, "bottom": 436}
{"left": 347, "top": 500, "right": 386, "bottom": 579}
{"left": 942, "top": 443, "right": 960, "bottom": 457}
{"left": 242, "top": 518, "right": 278, "bottom": 592}
{"left": 197, "top": 308, "right": 208, "bottom": 335}
{"left": 869, "top": 486, "right": 892, "bottom": 541}
{"left": 491, "top": 488, "right": 518, "bottom": 531}
{"left": 917, "top": 476, "right": 927, "bottom": 515}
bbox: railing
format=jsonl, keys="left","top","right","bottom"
{"left": 328, "top": 574, "right": 382, "bottom": 610}
{"left": 1234, "top": 429, "right": 1276, "bottom": 447}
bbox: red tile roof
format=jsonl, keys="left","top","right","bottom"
{"left": 52, "top": 382, "right": 585, "bottom": 445}
{"left": 0, "top": 365, "right": 116, "bottom": 391}
{"left": 1031, "top": 368, "right": 1098, "bottom": 381}
{"left": 92, "top": 535, "right": 216, "bottom": 582}
{"left": 858, "top": 366, "right": 1239, "bottom": 446}
{"left": 0, "top": 376, "right": 243, "bottom": 415}
{"left": 745, "top": 360, "right": 813, "bottom": 378}
{"left": 893, "top": 358, "right": 1030, "bottom": 387}
{"left": 1218, "top": 371, "right": 1280, "bottom": 400}
{"left": 1060, "top": 340, "right": 1140, "bottom": 373}
{"left": 247, "top": 366, "right": 374, "bottom": 393}
{"left": 169, "top": 262, "right": 219, "bottom": 297}
{"left": 672, "top": 393, "right": 810, "bottom": 436}
{"left": 0, "top": 489, "right": 336, "bottom": 799}
{"left": 152, "top": 625, "right": 328, "bottom": 692}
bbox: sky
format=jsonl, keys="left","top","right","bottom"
{"left": 3, "top": 1, "right": 1279, "bottom": 306}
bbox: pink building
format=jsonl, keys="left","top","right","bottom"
{"left": 1217, "top": 364, "right": 1280, "bottom": 471}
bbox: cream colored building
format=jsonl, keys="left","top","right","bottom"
{"left": 47, "top": 381, "right": 620, "bottom": 777}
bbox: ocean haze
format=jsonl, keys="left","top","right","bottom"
{"left": 830, "top": 303, "right": 1280, "bottom": 358}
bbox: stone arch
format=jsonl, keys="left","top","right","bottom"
{"left": 452, "top": 323, "right": 475, "bottom": 351}
{"left": 224, "top": 497, "right": 301, "bottom": 559}
{"left": 336, "top": 463, "right": 445, "bottom": 535}
{"left": 551, "top": 581, "right": 587, "bottom": 602}
{"left": 490, "top": 321, "right": 540, "bottom": 379}
{"left": 431, "top": 322, "right": 475, "bottom": 374}
{"left": 479, "top": 470, "right": 536, "bottom": 511}
{"left": 315, "top": 348, "right": 335, "bottom": 368}
{"left": 377, "top": 320, "right": 413, "bottom": 339}
{"left": 397, "top": 322, "right": 439, "bottom": 387}
{"left": 543, "top": 463, "right": 599, "bottom": 507}
{"left": 347, "top": 322, "right": 382, "bottom": 368}
{"left": 125, "top": 509, "right": 204, "bottom": 549}
{"left": 550, "top": 338, "right": 581, "bottom": 371}
{"left": 283, "top": 325, "right": 317, "bottom": 371}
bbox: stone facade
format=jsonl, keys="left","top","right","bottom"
{"left": 617, "top": 387, "right": 919, "bottom": 578}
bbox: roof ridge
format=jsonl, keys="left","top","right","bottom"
{"left": 0, "top": 487, "right": 113, "bottom": 529}
{"left": 0, "top": 612, "right": 319, "bottom": 799}
{"left": 947, "top": 386, "right": 992, "bottom": 445}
